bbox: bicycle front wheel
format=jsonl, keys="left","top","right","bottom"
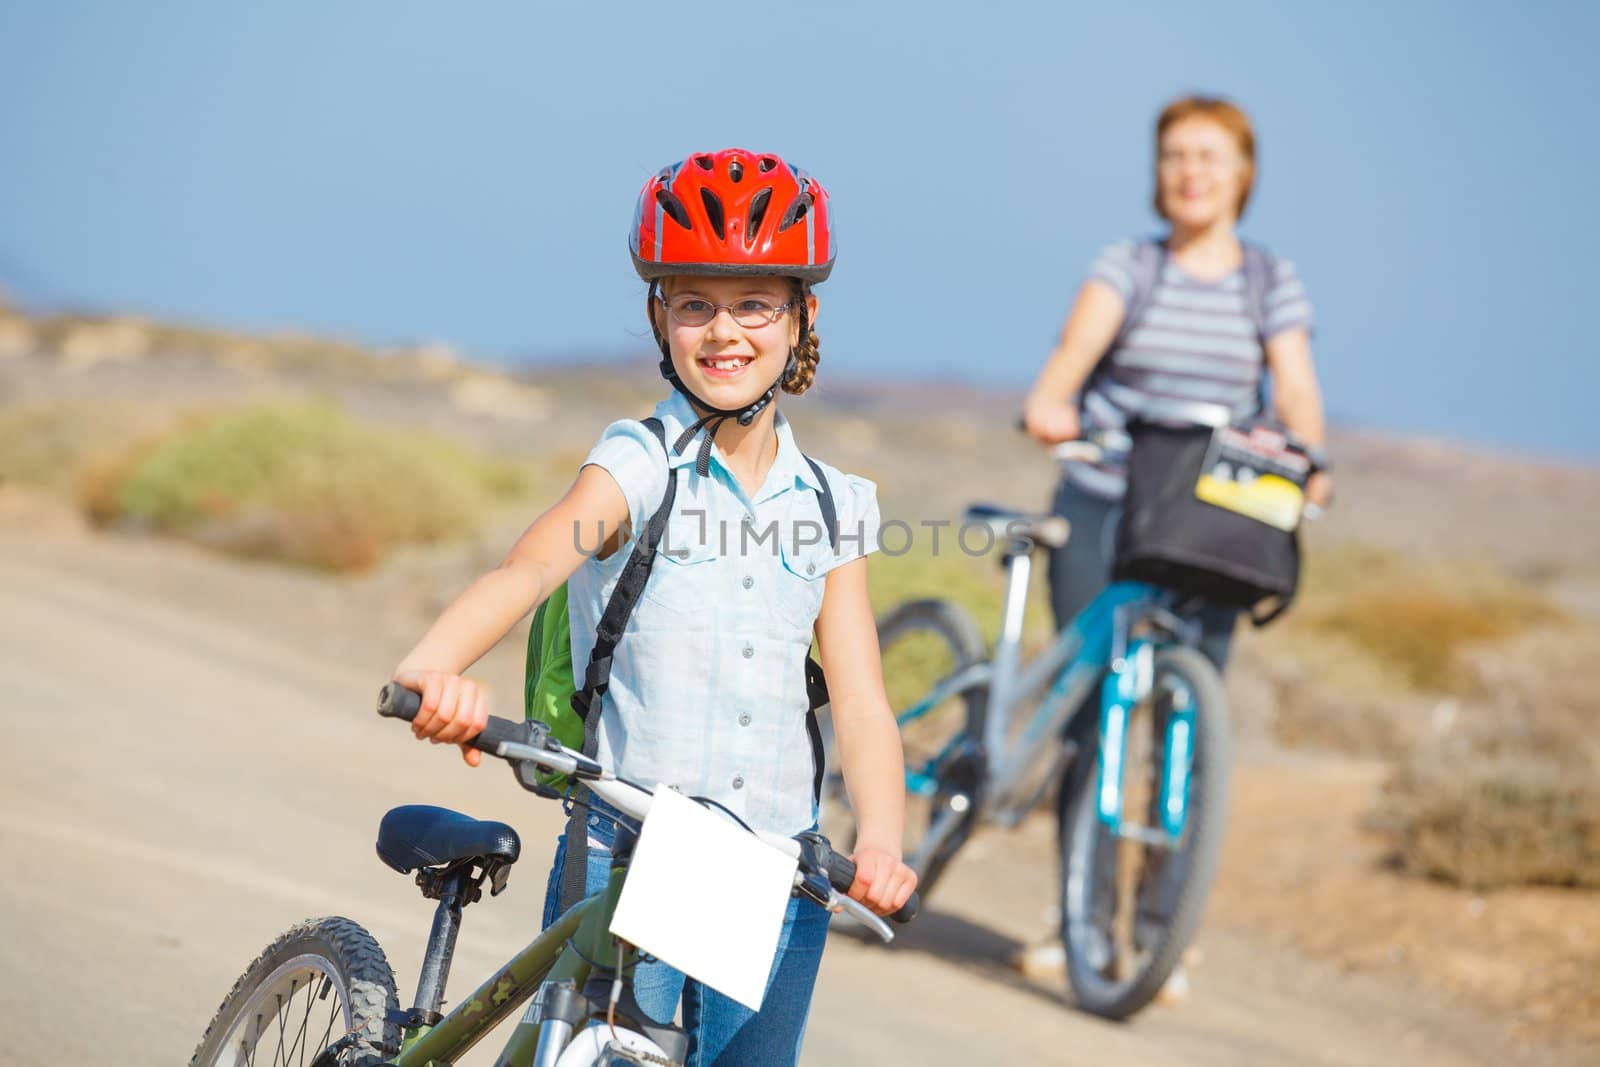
{"left": 189, "top": 917, "right": 401, "bottom": 1067}
{"left": 820, "top": 597, "right": 987, "bottom": 898}
{"left": 1058, "top": 645, "right": 1231, "bottom": 1020}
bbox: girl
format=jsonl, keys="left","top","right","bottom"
{"left": 1024, "top": 94, "right": 1332, "bottom": 667}
{"left": 391, "top": 149, "right": 916, "bottom": 1066}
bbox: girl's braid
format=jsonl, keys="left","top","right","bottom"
{"left": 782, "top": 278, "right": 820, "bottom": 396}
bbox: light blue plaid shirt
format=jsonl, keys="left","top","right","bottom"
{"left": 568, "top": 392, "right": 881, "bottom": 836}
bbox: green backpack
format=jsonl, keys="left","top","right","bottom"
{"left": 522, "top": 416, "right": 837, "bottom": 797}
{"left": 522, "top": 582, "right": 579, "bottom": 793}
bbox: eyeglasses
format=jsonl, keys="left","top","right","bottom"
{"left": 657, "top": 294, "right": 793, "bottom": 328}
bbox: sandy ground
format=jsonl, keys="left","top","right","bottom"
{"left": 2, "top": 523, "right": 1597, "bottom": 1067}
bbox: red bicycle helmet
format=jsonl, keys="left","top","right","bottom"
{"left": 629, "top": 149, "right": 834, "bottom": 283}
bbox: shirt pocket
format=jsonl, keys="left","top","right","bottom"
{"left": 640, "top": 534, "right": 719, "bottom": 615}
{"left": 773, "top": 538, "right": 832, "bottom": 630}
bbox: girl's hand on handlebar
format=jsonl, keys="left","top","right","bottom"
{"left": 1022, "top": 397, "right": 1081, "bottom": 445}
{"left": 848, "top": 844, "right": 918, "bottom": 918}
{"left": 390, "top": 669, "right": 489, "bottom": 767}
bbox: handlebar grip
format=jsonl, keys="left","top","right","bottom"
{"left": 376, "top": 682, "right": 423, "bottom": 720}
{"left": 376, "top": 683, "right": 528, "bottom": 754}
{"left": 823, "top": 850, "right": 920, "bottom": 925}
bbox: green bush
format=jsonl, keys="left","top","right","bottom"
{"left": 98, "top": 402, "right": 524, "bottom": 570}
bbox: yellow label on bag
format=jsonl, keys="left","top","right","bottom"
{"left": 1195, "top": 470, "right": 1304, "bottom": 531}
{"left": 1194, "top": 425, "right": 1308, "bottom": 532}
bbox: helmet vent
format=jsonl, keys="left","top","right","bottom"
{"left": 655, "top": 189, "right": 692, "bottom": 229}
{"left": 694, "top": 155, "right": 714, "bottom": 170}
{"left": 700, "top": 188, "right": 727, "bottom": 239}
{"left": 758, "top": 156, "right": 777, "bottom": 173}
{"left": 747, "top": 188, "right": 772, "bottom": 235}
{"left": 777, "top": 192, "right": 813, "bottom": 232}
{"left": 728, "top": 159, "right": 744, "bottom": 183}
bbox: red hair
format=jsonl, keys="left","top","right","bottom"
{"left": 1153, "top": 96, "right": 1257, "bottom": 219}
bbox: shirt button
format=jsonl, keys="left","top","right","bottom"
{"left": 732, "top": 775, "right": 745, "bottom": 790}
{"left": 738, "top": 713, "right": 752, "bottom": 726}
{"left": 806, "top": 563, "right": 816, "bottom": 576}
{"left": 742, "top": 575, "right": 754, "bottom": 590}
{"left": 742, "top": 645, "right": 754, "bottom": 659}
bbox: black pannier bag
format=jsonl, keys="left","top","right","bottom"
{"left": 1113, "top": 420, "right": 1310, "bottom": 625}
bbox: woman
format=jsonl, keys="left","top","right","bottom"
{"left": 1024, "top": 95, "right": 1332, "bottom": 667}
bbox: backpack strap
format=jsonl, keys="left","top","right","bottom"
{"left": 568, "top": 417, "right": 675, "bottom": 730}
{"left": 1085, "top": 239, "right": 1166, "bottom": 405}
{"left": 1240, "top": 242, "right": 1274, "bottom": 344}
{"left": 559, "top": 416, "right": 675, "bottom": 914}
{"left": 1110, "top": 238, "right": 1168, "bottom": 349}
{"left": 1240, "top": 242, "right": 1277, "bottom": 417}
{"left": 799, "top": 452, "right": 839, "bottom": 803}
{"left": 802, "top": 454, "right": 840, "bottom": 553}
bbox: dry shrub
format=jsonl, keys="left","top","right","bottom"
{"left": 86, "top": 402, "right": 525, "bottom": 571}
{"left": 0, "top": 403, "right": 157, "bottom": 494}
{"left": 1284, "top": 544, "right": 1565, "bottom": 695}
{"left": 1378, "top": 726, "right": 1600, "bottom": 890}
{"left": 183, "top": 508, "right": 386, "bottom": 572}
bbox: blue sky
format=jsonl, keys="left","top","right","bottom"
{"left": 3, "top": 2, "right": 1597, "bottom": 460}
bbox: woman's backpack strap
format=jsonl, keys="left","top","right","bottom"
{"left": 1240, "top": 242, "right": 1278, "bottom": 415}
{"left": 1084, "top": 239, "right": 1166, "bottom": 405}
{"left": 1240, "top": 242, "right": 1275, "bottom": 345}
{"left": 1111, "top": 238, "right": 1168, "bottom": 348}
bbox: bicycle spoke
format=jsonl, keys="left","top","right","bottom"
{"left": 273, "top": 989, "right": 291, "bottom": 1066}
{"left": 315, "top": 1000, "right": 339, "bottom": 1064}
{"left": 245, "top": 1011, "right": 265, "bottom": 1067}
{"left": 289, "top": 974, "right": 317, "bottom": 1065}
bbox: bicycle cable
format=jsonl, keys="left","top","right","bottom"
{"left": 687, "top": 795, "right": 755, "bottom": 834}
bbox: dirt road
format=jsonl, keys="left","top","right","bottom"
{"left": 0, "top": 526, "right": 1585, "bottom": 1066}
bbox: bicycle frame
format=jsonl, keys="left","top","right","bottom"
{"left": 899, "top": 544, "right": 1195, "bottom": 872}
{"left": 388, "top": 862, "right": 628, "bottom": 1066}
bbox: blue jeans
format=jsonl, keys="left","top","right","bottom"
{"left": 540, "top": 803, "right": 830, "bottom": 1067}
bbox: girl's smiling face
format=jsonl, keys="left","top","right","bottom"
{"left": 1156, "top": 116, "right": 1248, "bottom": 231}
{"left": 655, "top": 275, "right": 816, "bottom": 411}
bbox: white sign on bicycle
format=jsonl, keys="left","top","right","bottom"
{"left": 610, "top": 785, "right": 798, "bottom": 1010}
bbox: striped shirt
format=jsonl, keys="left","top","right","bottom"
{"left": 1068, "top": 240, "right": 1314, "bottom": 499}
{"left": 570, "top": 391, "right": 881, "bottom": 836}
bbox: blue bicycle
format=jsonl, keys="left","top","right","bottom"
{"left": 820, "top": 435, "right": 1232, "bottom": 1020}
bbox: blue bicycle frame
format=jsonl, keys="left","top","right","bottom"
{"left": 896, "top": 552, "right": 1200, "bottom": 872}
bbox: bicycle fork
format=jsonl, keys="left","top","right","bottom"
{"left": 1095, "top": 639, "right": 1195, "bottom": 844}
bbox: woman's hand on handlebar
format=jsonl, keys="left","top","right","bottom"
{"left": 1022, "top": 396, "right": 1081, "bottom": 445}
{"left": 390, "top": 670, "right": 489, "bottom": 766}
{"left": 848, "top": 843, "right": 918, "bottom": 918}
{"left": 1306, "top": 470, "right": 1334, "bottom": 511}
